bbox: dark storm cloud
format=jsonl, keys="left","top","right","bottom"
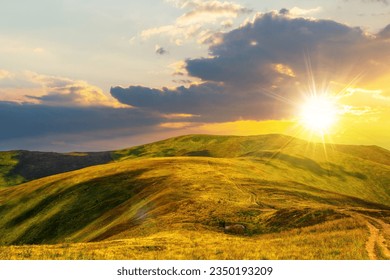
{"left": 27, "top": 92, "right": 83, "bottom": 104}
{"left": 198, "top": 11, "right": 390, "bottom": 81}
{"left": 111, "top": 82, "right": 284, "bottom": 122}
{"left": 0, "top": 102, "right": 162, "bottom": 150}
{"left": 186, "top": 12, "right": 367, "bottom": 87}
{"left": 112, "top": 12, "right": 390, "bottom": 121}
{"left": 111, "top": 83, "right": 225, "bottom": 114}
{"left": 378, "top": 24, "right": 390, "bottom": 38}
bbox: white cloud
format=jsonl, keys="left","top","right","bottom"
{"left": 0, "top": 69, "right": 14, "bottom": 80}
{"left": 141, "top": 25, "right": 178, "bottom": 40}
{"left": 0, "top": 71, "right": 127, "bottom": 108}
{"left": 175, "top": 0, "right": 251, "bottom": 25}
{"left": 343, "top": 87, "right": 390, "bottom": 101}
{"left": 141, "top": 24, "right": 203, "bottom": 43}
{"left": 289, "top": 7, "right": 322, "bottom": 16}
{"left": 221, "top": 19, "right": 233, "bottom": 28}
{"left": 139, "top": 0, "right": 251, "bottom": 45}
{"left": 25, "top": 72, "right": 128, "bottom": 108}
{"left": 340, "top": 105, "right": 375, "bottom": 116}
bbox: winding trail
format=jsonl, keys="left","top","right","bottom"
{"left": 365, "top": 219, "right": 380, "bottom": 260}
{"left": 206, "top": 160, "right": 248, "bottom": 200}
{"left": 177, "top": 158, "right": 390, "bottom": 259}
{"left": 364, "top": 215, "right": 390, "bottom": 260}
{"left": 346, "top": 211, "right": 390, "bottom": 260}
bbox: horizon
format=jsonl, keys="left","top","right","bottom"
{"left": 1, "top": 0, "right": 390, "bottom": 152}
{"left": 1, "top": 132, "right": 389, "bottom": 153}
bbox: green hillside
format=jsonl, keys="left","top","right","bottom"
{"left": 2, "top": 134, "right": 389, "bottom": 188}
{"left": 0, "top": 134, "right": 389, "bottom": 259}
{"left": 114, "top": 134, "right": 390, "bottom": 167}
{"left": 0, "top": 151, "right": 24, "bottom": 187}
{"left": 0, "top": 150, "right": 113, "bottom": 187}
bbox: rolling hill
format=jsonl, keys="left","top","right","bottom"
{"left": 0, "top": 150, "right": 113, "bottom": 187}
{"left": 0, "top": 134, "right": 389, "bottom": 259}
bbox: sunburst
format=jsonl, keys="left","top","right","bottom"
{"left": 299, "top": 94, "right": 338, "bottom": 136}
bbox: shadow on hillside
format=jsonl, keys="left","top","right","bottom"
{"left": 10, "top": 151, "right": 113, "bottom": 181}
{"left": 5, "top": 169, "right": 170, "bottom": 245}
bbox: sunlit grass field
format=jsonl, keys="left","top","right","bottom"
{"left": 0, "top": 134, "right": 389, "bottom": 259}
{"left": 0, "top": 218, "right": 368, "bottom": 260}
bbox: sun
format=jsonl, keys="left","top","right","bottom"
{"left": 299, "top": 94, "right": 338, "bottom": 135}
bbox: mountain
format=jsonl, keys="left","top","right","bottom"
{"left": 2, "top": 134, "right": 389, "bottom": 187}
{"left": 0, "top": 134, "right": 389, "bottom": 260}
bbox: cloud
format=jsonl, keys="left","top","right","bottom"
{"left": 0, "top": 101, "right": 166, "bottom": 151}
{"left": 378, "top": 24, "right": 390, "bottom": 38}
{"left": 169, "top": 60, "right": 188, "bottom": 76}
{"left": 0, "top": 71, "right": 125, "bottom": 108}
{"left": 159, "top": 122, "right": 195, "bottom": 129}
{"left": 288, "top": 7, "right": 322, "bottom": 16}
{"left": 139, "top": 0, "right": 251, "bottom": 45}
{"left": 344, "top": 0, "right": 388, "bottom": 4}
{"left": 0, "top": 69, "right": 14, "bottom": 80}
{"left": 4, "top": 12, "right": 390, "bottom": 151}
{"left": 110, "top": 81, "right": 286, "bottom": 123}
{"left": 111, "top": 83, "right": 230, "bottom": 117}
{"left": 221, "top": 19, "right": 234, "bottom": 28}
{"left": 113, "top": 12, "right": 390, "bottom": 123}
{"left": 175, "top": 0, "right": 251, "bottom": 25}
{"left": 341, "top": 87, "right": 390, "bottom": 105}
{"left": 363, "top": 0, "right": 388, "bottom": 4}
{"left": 340, "top": 105, "right": 374, "bottom": 116}
{"left": 155, "top": 45, "right": 169, "bottom": 55}
{"left": 186, "top": 12, "right": 390, "bottom": 87}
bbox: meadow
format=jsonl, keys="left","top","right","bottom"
{"left": 0, "top": 134, "right": 389, "bottom": 259}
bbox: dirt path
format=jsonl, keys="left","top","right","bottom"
{"left": 347, "top": 211, "right": 390, "bottom": 260}
{"left": 364, "top": 220, "right": 380, "bottom": 260}
{"left": 206, "top": 161, "right": 248, "bottom": 200}
{"left": 364, "top": 215, "right": 390, "bottom": 260}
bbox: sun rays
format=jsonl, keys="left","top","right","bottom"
{"left": 299, "top": 94, "right": 338, "bottom": 136}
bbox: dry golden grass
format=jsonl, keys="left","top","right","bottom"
{"left": 0, "top": 135, "right": 389, "bottom": 260}
{"left": 0, "top": 217, "right": 369, "bottom": 260}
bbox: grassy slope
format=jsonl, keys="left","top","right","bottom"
{"left": 114, "top": 134, "right": 390, "bottom": 205}
{"left": 113, "top": 134, "right": 390, "bottom": 165}
{"left": 0, "top": 134, "right": 389, "bottom": 259}
{"left": 2, "top": 134, "right": 389, "bottom": 188}
{"left": 1, "top": 220, "right": 369, "bottom": 260}
{"left": 0, "top": 150, "right": 113, "bottom": 188}
{"left": 0, "top": 151, "right": 25, "bottom": 187}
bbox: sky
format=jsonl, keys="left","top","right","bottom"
{"left": 1, "top": 0, "right": 390, "bottom": 152}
